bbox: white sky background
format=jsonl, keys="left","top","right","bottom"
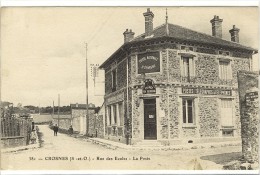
{"left": 1, "top": 7, "right": 259, "bottom": 107}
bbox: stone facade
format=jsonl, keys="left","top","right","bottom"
{"left": 52, "top": 115, "right": 72, "bottom": 130}
{"left": 195, "top": 54, "right": 218, "bottom": 85}
{"left": 101, "top": 43, "right": 253, "bottom": 145}
{"left": 100, "top": 10, "right": 256, "bottom": 146}
{"left": 198, "top": 97, "right": 220, "bottom": 137}
{"left": 71, "top": 108, "right": 96, "bottom": 135}
{"left": 237, "top": 71, "right": 259, "bottom": 163}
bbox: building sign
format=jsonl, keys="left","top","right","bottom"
{"left": 246, "top": 91, "right": 258, "bottom": 106}
{"left": 143, "top": 79, "right": 156, "bottom": 94}
{"left": 138, "top": 52, "right": 160, "bottom": 74}
{"left": 182, "top": 87, "right": 232, "bottom": 96}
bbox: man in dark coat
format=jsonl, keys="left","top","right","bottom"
{"left": 53, "top": 124, "right": 59, "bottom": 136}
{"left": 68, "top": 125, "right": 73, "bottom": 136}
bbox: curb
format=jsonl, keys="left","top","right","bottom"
{"left": 88, "top": 138, "right": 241, "bottom": 151}
{"left": 1, "top": 143, "right": 40, "bottom": 153}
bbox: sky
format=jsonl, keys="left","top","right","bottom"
{"left": 1, "top": 7, "right": 259, "bottom": 107}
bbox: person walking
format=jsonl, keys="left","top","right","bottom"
{"left": 68, "top": 125, "right": 73, "bottom": 136}
{"left": 53, "top": 124, "right": 59, "bottom": 136}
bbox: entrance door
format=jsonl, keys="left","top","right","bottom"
{"left": 144, "top": 98, "right": 157, "bottom": 140}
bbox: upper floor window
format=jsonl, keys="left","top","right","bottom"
{"left": 182, "top": 98, "right": 194, "bottom": 124}
{"left": 111, "top": 69, "right": 117, "bottom": 92}
{"left": 181, "top": 57, "right": 195, "bottom": 82}
{"left": 219, "top": 60, "right": 232, "bottom": 80}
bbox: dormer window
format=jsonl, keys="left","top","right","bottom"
{"left": 218, "top": 50, "right": 230, "bottom": 56}
{"left": 180, "top": 45, "right": 194, "bottom": 52}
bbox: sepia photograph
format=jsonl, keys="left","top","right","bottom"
{"left": 0, "top": 5, "right": 259, "bottom": 173}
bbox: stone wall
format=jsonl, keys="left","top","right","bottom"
{"left": 199, "top": 97, "right": 220, "bottom": 137}
{"left": 71, "top": 109, "right": 86, "bottom": 132}
{"left": 195, "top": 54, "right": 218, "bottom": 85}
{"left": 237, "top": 70, "right": 259, "bottom": 163}
{"left": 182, "top": 128, "right": 196, "bottom": 138}
{"left": 117, "top": 59, "right": 127, "bottom": 90}
{"left": 232, "top": 58, "right": 250, "bottom": 86}
{"left": 168, "top": 50, "right": 181, "bottom": 82}
{"left": 105, "top": 58, "right": 127, "bottom": 95}
{"left": 53, "top": 118, "right": 71, "bottom": 130}
{"left": 132, "top": 89, "right": 141, "bottom": 140}
{"left": 105, "top": 70, "right": 112, "bottom": 94}
{"left": 159, "top": 87, "right": 168, "bottom": 139}
{"left": 88, "top": 110, "right": 99, "bottom": 137}
{"left": 234, "top": 91, "right": 241, "bottom": 136}
{"left": 168, "top": 88, "right": 179, "bottom": 139}
{"left": 1, "top": 137, "right": 26, "bottom": 148}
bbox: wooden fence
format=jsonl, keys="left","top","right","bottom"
{"left": 1, "top": 116, "right": 32, "bottom": 148}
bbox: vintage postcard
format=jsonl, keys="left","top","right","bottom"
{"left": 0, "top": 6, "right": 259, "bottom": 173}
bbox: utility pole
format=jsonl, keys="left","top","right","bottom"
{"left": 52, "top": 100, "right": 54, "bottom": 117}
{"left": 58, "top": 94, "right": 60, "bottom": 127}
{"left": 86, "top": 43, "right": 89, "bottom": 136}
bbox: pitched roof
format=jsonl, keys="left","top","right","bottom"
{"left": 133, "top": 23, "right": 257, "bottom": 52}
{"left": 100, "top": 22, "right": 257, "bottom": 69}
{"left": 70, "top": 103, "right": 96, "bottom": 110}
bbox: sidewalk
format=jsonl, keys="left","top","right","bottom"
{"left": 88, "top": 137, "right": 241, "bottom": 151}
{"left": 1, "top": 131, "right": 41, "bottom": 154}
{"left": 1, "top": 142, "right": 40, "bottom": 153}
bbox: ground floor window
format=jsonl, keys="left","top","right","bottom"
{"left": 221, "top": 98, "right": 234, "bottom": 137}
{"left": 119, "top": 102, "right": 124, "bottom": 126}
{"left": 107, "top": 106, "right": 112, "bottom": 125}
{"left": 106, "top": 102, "right": 124, "bottom": 126}
{"left": 220, "top": 99, "right": 233, "bottom": 126}
{"left": 182, "top": 98, "right": 194, "bottom": 124}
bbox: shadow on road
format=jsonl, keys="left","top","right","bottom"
{"left": 36, "top": 126, "right": 45, "bottom": 148}
{"left": 200, "top": 152, "right": 241, "bottom": 165}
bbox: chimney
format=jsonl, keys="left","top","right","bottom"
{"left": 229, "top": 25, "right": 240, "bottom": 43}
{"left": 210, "top": 15, "right": 223, "bottom": 38}
{"left": 143, "top": 8, "right": 154, "bottom": 37}
{"left": 123, "top": 29, "right": 135, "bottom": 43}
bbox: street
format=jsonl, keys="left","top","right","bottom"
{"left": 1, "top": 125, "right": 241, "bottom": 170}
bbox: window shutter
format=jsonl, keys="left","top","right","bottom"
{"left": 221, "top": 99, "right": 233, "bottom": 126}
{"left": 189, "top": 58, "right": 194, "bottom": 77}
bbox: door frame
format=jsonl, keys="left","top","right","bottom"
{"left": 143, "top": 97, "right": 157, "bottom": 140}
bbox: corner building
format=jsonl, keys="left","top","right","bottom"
{"left": 99, "top": 9, "right": 258, "bottom": 146}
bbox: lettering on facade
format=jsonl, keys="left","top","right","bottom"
{"left": 107, "top": 92, "right": 124, "bottom": 104}
{"left": 246, "top": 91, "right": 258, "bottom": 106}
{"left": 138, "top": 52, "right": 160, "bottom": 74}
{"left": 182, "top": 88, "right": 232, "bottom": 96}
{"left": 143, "top": 79, "right": 156, "bottom": 94}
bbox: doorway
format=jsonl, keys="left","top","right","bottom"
{"left": 144, "top": 98, "right": 157, "bottom": 140}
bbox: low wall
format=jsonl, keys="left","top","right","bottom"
{"left": 1, "top": 136, "right": 26, "bottom": 148}
{"left": 89, "top": 114, "right": 104, "bottom": 138}
{"left": 53, "top": 117, "right": 72, "bottom": 130}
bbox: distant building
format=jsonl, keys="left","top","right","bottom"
{"left": 70, "top": 103, "right": 96, "bottom": 135}
{"left": 99, "top": 8, "right": 258, "bottom": 145}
